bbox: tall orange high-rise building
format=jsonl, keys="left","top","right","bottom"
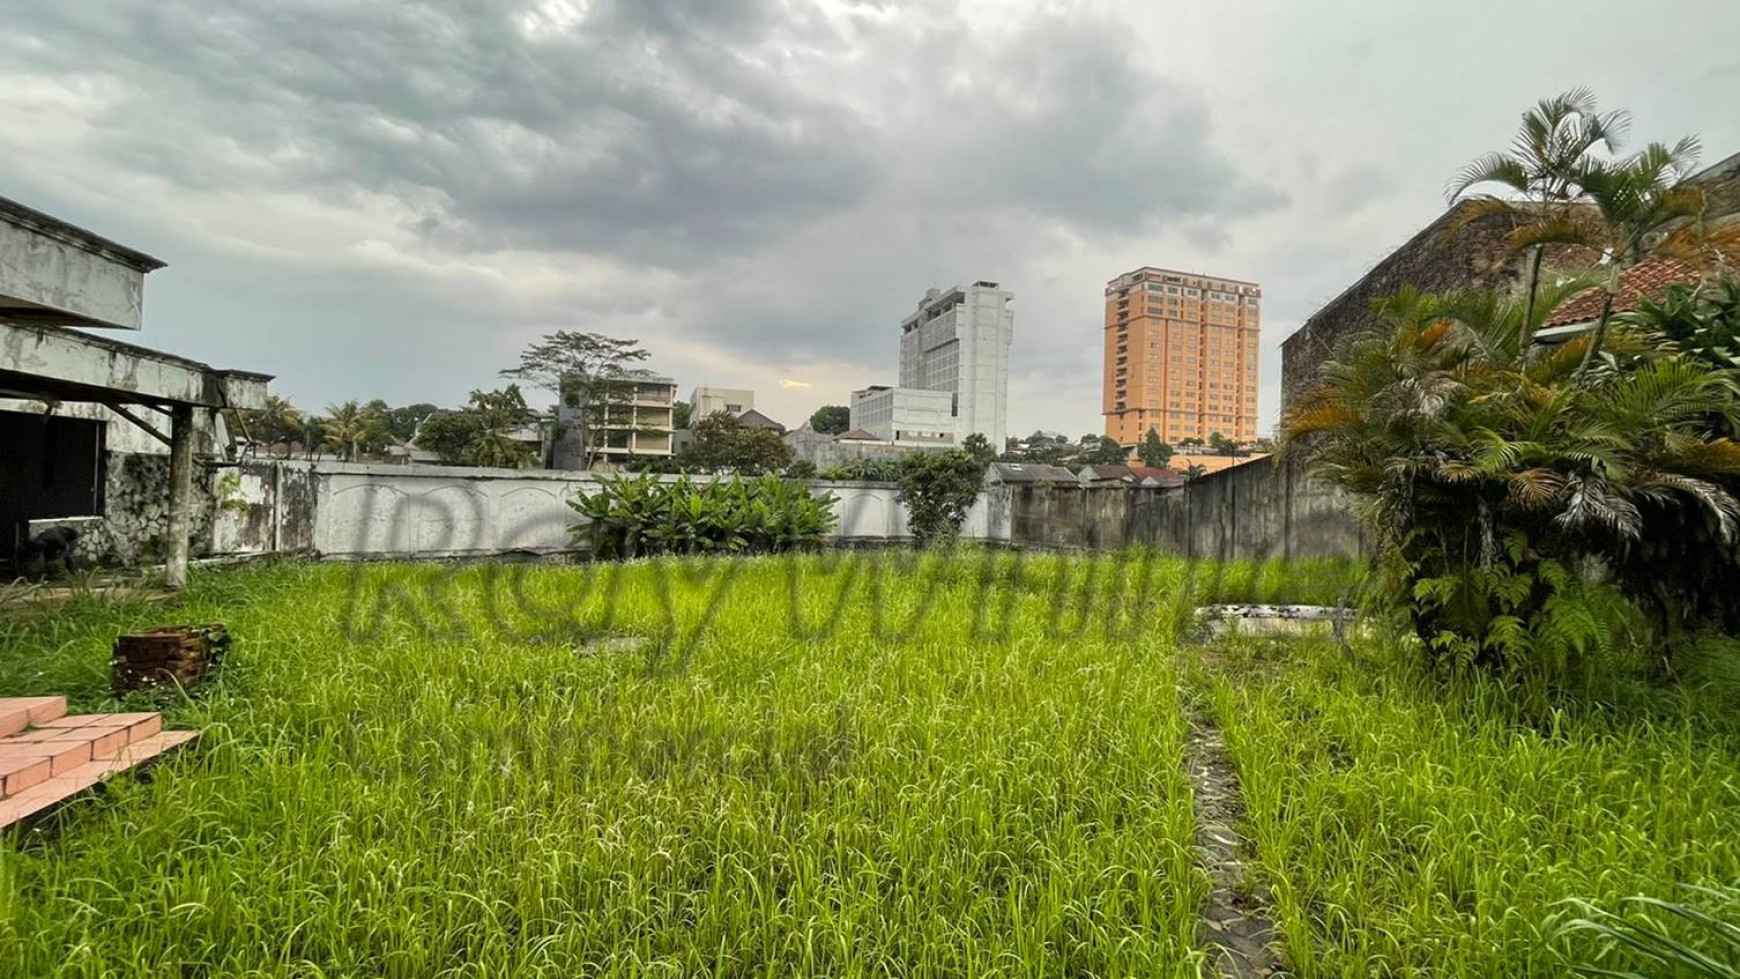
{"left": 1103, "top": 267, "right": 1261, "bottom": 449}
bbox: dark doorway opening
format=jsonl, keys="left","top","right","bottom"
{"left": 0, "top": 409, "right": 106, "bottom": 564}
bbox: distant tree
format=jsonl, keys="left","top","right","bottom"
{"left": 685, "top": 411, "right": 794, "bottom": 474}
{"left": 1016, "top": 430, "right": 1076, "bottom": 466}
{"left": 961, "top": 433, "right": 997, "bottom": 467}
{"left": 463, "top": 386, "right": 538, "bottom": 468}
{"left": 1082, "top": 436, "right": 1129, "bottom": 466}
{"left": 322, "top": 401, "right": 377, "bottom": 462}
{"left": 1138, "top": 428, "right": 1173, "bottom": 469}
{"left": 413, "top": 386, "right": 537, "bottom": 468}
{"left": 413, "top": 411, "right": 476, "bottom": 466}
{"left": 500, "top": 331, "right": 652, "bottom": 469}
{"left": 1208, "top": 431, "right": 1242, "bottom": 457}
{"left": 298, "top": 416, "right": 327, "bottom": 460}
{"left": 380, "top": 403, "right": 439, "bottom": 442}
{"left": 897, "top": 447, "right": 988, "bottom": 545}
{"left": 809, "top": 404, "right": 851, "bottom": 435}
{"left": 785, "top": 459, "right": 818, "bottom": 480}
{"left": 234, "top": 395, "right": 304, "bottom": 457}
{"left": 672, "top": 399, "right": 692, "bottom": 430}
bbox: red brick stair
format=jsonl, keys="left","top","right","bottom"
{"left": 0, "top": 696, "right": 197, "bottom": 829}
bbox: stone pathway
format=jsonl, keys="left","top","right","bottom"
{"left": 1186, "top": 713, "right": 1284, "bottom": 977}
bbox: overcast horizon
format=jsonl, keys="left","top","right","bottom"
{"left": 5, "top": 0, "right": 1737, "bottom": 439}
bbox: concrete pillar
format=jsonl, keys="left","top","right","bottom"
{"left": 165, "top": 403, "right": 194, "bottom": 589}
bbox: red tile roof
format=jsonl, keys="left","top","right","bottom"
{"left": 1542, "top": 257, "right": 1699, "bottom": 327}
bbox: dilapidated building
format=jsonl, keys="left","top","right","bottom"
{"left": 0, "top": 195, "right": 270, "bottom": 584}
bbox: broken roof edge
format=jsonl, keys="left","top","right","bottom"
{"left": 0, "top": 195, "right": 167, "bottom": 274}
{"left": 0, "top": 319, "right": 273, "bottom": 410}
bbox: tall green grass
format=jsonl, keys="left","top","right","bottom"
{"left": 2, "top": 550, "right": 1280, "bottom": 978}
{"left": 1205, "top": 639, "right": 1740, "bottom": 978}
{"left": 8, "top": 550, "right": 1728, "bottom": 977}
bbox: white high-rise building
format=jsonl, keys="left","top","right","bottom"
{"left": 898, "top": 281, "right": 1012, "bottom": 449}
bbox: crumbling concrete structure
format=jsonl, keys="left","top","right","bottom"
{"left": 0, "top": 195, "right": 269, "bottom": 586}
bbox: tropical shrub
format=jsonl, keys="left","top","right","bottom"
{"left": 569, "top": 473, "right": 836, "bottom": 559}
{"left": 1622, "top": 272, "right": 1740, "bottom": 375}
{"left": 1286, "top": 283, "right": 1740, "bottom": 671}
{"left": 896, "top": 441, "right": 995, "bottom": 545}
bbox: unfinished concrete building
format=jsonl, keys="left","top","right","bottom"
{"left": 0, "top": 195, "right": 270, "bottom": 585}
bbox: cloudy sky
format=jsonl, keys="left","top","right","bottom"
{"left": 5, "top": 0, "right": 1737, "bottom": 438}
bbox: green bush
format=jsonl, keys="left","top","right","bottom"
{"left": 569, "top": 473, "right": 836, "bottom": 559}
{"left": 1288, "top": 284, "right": 1740, "bottom": 672}
{"left": 897, "top": 442, "right": 995, "bottom": 545}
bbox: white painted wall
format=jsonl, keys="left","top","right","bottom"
{"left": 305, "top": 462, "right": 1010, "bottom": 559}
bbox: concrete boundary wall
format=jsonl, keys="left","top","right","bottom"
{"left": 301, "top": 463, "right": 1008, "bottom": 559}
{"left": 998, "top": 458, "right": 1367, "bottom": 561}
{"left": 103, "top": 456, "right": 1363, "bottom": 566}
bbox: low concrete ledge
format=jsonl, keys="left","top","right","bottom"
{"left": 1195, "top": 604, "right": 1356, "bottom": 638}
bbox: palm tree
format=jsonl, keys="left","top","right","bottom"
{"left": 322, "top": 401, "right": 371, "bottom": 462}
{"left": 462, "top": 386, "right": 537, "bottom": 469}
{"left": 249, "top": 395, "right": 303, "bottom": 458}
{"left": 1446, "top": 88, "right": 1628, "bottom": 338}
{"left": 1552, "top": 137, "right": 1720, "bottom": 372}
{"left": 299, "top": 417, "right": 326, "bottom": 460}
{"left": 1286, "top": 282, "right": 1740, "bottom": 659}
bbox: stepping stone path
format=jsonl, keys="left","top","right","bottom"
{"left": 0, "top": 696, "right": 195, "bottom": 829}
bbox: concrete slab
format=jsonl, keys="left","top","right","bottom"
{"left": 0, "top": 195, "right": 163, "bottom": 330}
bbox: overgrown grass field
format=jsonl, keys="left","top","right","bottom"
{"left": 1, "top": 551, "right": 1736, "bottom": 977}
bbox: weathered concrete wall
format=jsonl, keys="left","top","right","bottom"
{"left": 0, "top": 202, "right": 150, "bottom": 329}
{"left": 302, "top": 463, "right": 1008, "bottom": 559}
{"left": 1005, "top": 483, "right": 1136, "bottom": 550}
{"left": 787, "top": 436, "right": 910, "bottom": 472}
{"left": 1128, "top": 457, "right": 1367, "bottom": 560}
{"left": 80, "top": 453, "right": 217, "bottom": 565}
{"left": 50, "top": 455, "right": 1355, "bottom": 568}
{"left": 996, "top": 457, "right": 1367, "bottom": 561}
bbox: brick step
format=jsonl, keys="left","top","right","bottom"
{"left": 0, "top": 697, "right": 68, "bottom": 738}
{"left": 0, "top": 730, "right": 198, "bottom": 829}
{"left": 0, "top": 712, "right": 168, "bottom": 799}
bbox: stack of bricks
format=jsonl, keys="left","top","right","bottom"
{"left": 112, "top": 625, "right": 226, "bottom": 696}
{"left": 0, "top": 696, "right": 196, "bottom": 829}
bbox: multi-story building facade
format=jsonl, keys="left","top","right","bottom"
{"left": 688, "top": 386, "right": 753, "bottom": 419}
{"left": 898, "top": 281, "right": 1013, "bottom": 449}
{"left": 1103, "top": 267, "right": 1260, "bottom": 448}
{"left": 848, "top": 385, "right": 955, "bottom": 446}
{"left": 552, "top": 375, "right": 677, "bottom": 469}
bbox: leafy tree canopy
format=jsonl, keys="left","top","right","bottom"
{"left": 897, "top": 448, "right": 989, "bottom": 545}
{"left": 809, "top": 404, "right": 851, "bottom": 435}
{"left": 414, "top": 386, "right": 538, "bottom": 469}
{"left": 683, "top": 411, "right": 795, "bottom": 475}
{"left": 1138, "top": 429, "right": 1173, "bottom": 469}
